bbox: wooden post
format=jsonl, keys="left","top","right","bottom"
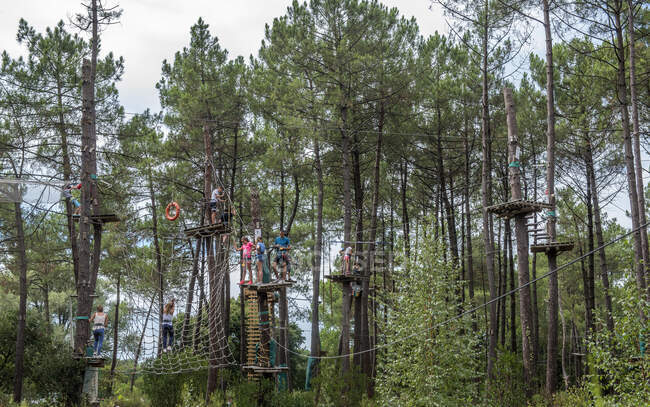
{"left": 204, "top": 123, "right": 219, "bottom": 399}
{"left": 543, "top": 0, "right": 559, "bottom": 394}
{"left": 74, "top": 58, "right": 93, "bottom": 355}
{"left": 340, "top": 282, "right": 352, "bottom": 374}
{"left": 504, "top": 87, "right": 536, "bottom": 394}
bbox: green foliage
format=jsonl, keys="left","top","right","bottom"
{"left": 375, "top": 223, "right": 481, "bottom": 406}
{"left": 141, "top": 352, "right": 210, "bottom": 407}
{"left": 485, "top": 350, "right": 526, "bottom": 407}
{"left": 0, "top": 291, "right": 83, "bottom": 405}
{"left": 310, "top": 362, "right": 368, "bottom": 407}
{"left": 100, "top": 381, "right": 151, "bottom": 407}
{"left": 585, "top": 284, "right": 649, "bottom": 406}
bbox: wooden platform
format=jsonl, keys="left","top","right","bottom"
{"left": 487, "top": 200, "right": 552, "bottom": 218}
{"left": 325, "top": 274, "right": 369, "bottom": 283}
{"left": 245, "top": 280, "right": 294, "bottom": 292}
{"left": 530, "top": 242, "right": 574, "bottom": 254}
{"left": 73, "top": 356, "right": 106, "bottom": 367}
{"left": 183, "top": 223, "right": 231, "bottom": 238}
{"left": 242, "top": 365, "right": 289, "bottom": 373}
{"left": 73, "top": 214, "right": 120, "bottom": 224}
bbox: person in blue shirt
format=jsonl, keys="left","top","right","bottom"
{"left": 272, "top": 229, "right": 291, "bottom": 280}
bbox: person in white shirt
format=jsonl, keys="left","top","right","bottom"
{"left": 341, "top": 245, "right": 353, "bottom": 275}
{"left": 210, "top": 187, "right": 225, "bottom": 224}
{"left": 162, "top": 299, "right": 175, "bottom": 352}
{"left": 89, "top": 305, "right": 108, "bottom": 356}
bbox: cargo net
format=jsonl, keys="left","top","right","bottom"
{"left": 0, "top": 178, "right": 64, "bottom": 204}
{"left": 110, "top": 234, "right": 237, "bottom": 375}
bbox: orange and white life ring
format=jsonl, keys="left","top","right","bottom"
{"left": 165, "top": 201, "right": 180, "bottom": 221}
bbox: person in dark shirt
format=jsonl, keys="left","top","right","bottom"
{"left": 272, "top": 229, "right": 291, "bottom": 280}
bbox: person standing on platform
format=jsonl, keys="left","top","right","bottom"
{"left": 341, "top": 245, "right": 353, "bottom": 275}
{"left": 210, "top": 186, "right": 225, "bottom": 224}
{"left": 255, "top": 236, "right": 266, "bottom": 283}
{"left": 89, "top": 305, "right": 108, "bottom": 356}
{"left": 236, "top": 237, "right": 255, "bottom": 285}
{"left": 273, "top": 229, "right": 292, "bottom": 281}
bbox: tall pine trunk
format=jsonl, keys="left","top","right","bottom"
{"left": 481, "top": 0, "right": 497, "bottom": 380}
{"left": 585, "top": 140, "right": 615, "bottom": 332}
{"left": 627, "top": 0, "right": 649, "bottom": 295}
{"left": 543, "top": 0, "right": 560, "bottom": 394}
{"left": 310, "top": 132, "right": 323, "bottom": 366}
{"left": 12, "top": 201, "right": 27, "bottom": 403}
{"left": 612, "top": 0, "right": 647, "bottom": 301}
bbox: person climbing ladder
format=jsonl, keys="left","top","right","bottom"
{"left": 89, "top": 305, "right": 108, "bottom": 356}
{"left": 162, "top": 299, "right": 175, "bottom": 352}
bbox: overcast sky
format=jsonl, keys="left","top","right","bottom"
{"left": 1, "top": 0, "right": 446, "bottom": 114}
{"left": 0, "top": 1, "right": 632, "bottom": 228}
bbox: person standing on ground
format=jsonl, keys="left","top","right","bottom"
{"left": 89, "top": 305, "right": 108, "bottom": 356}
{"left": 162, "top": 299, "right": 175, "bottom": 352}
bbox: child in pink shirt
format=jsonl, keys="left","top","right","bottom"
{"left": 236, "top": 237, "right": 255, "bottom": 284}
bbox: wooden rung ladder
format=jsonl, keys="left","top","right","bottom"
{"left": 244, "top": 288, "right": 265, "bottom": 380}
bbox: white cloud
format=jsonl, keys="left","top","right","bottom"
{"left": 2, "top": 1, "right": 446, "bottom": 114}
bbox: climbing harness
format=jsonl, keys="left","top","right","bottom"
{"left": 165, "top": 201, "right": 180, "bottom": 221}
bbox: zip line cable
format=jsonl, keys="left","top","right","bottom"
{"left": 274, "top": 219, "right": 650, "bottom": 360}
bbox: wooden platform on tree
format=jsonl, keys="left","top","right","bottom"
{"left": 245, "top": 280, "right": 294, "bottom": 292}
{"left": 73, "top": 356, "right": 106, "bottom": 367}
{"left": 242, "top": 365, "right": 289, "bottom": 373}
{"left": 183, "top": 223, "right": 231, "bottom": 238}
{"left": 486, "top": 200, "right": 551, "bottom": 218}
{"left": 73, "top": 214, "right": 120, "bottom": 224}
{"left": 530, "top": 241, "right": 574, "bottom": 254}
{"left": 325, "top": 274, "right": 369, "bottom": 283}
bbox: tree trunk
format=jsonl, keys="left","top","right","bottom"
{"left": 585, "top": 169, "right": 595, "bottom": 334}
{"left": 131, "top": 293, "right": 155, "bottom": 391}
{"left": 181, "top": 237, "right": 202, "bottom": 348}
{"left": 508, "top": 221, "right": 516, "bottom": 354}
{"left": 352, "top": 131, "right": 365, "bottom": 369}
{"left": 400, "top": 160, "right": 410, "bottom": 260}
{"left": 464, "top": 111, "right": 476, "bottom": 331}
{"left": 627, "top": 0, "right": 649, "bottom": 296}
{"left": 280, "top": 169, "right": 285, "bottom": 231}
{"left": 363, "top": 100, "right": 384, "bottom": 394}
{"left": 12, "top": 202, "right": 27, "bottom": 403}
{"left": 109, "top": 271, "right": 121, "bottom": 391}
{"left": 74, "top": 59, "right": 93, "bottom": 355}
{"left": 286, "top": 173, "right": 300, "bottom": 236}
{"left": 195, "top": 244, "right": 206, "bottom": 352}
{"left": 481, "top": 0, "right": 497, "bottom": 380}
{"left": 204, "top": 123, "right": 219, "bottom": 400}
{"left": 42, "top": 281, "right": 50, "bottom": 327}
{"left": 585, "top": 140, "right": 615, "bottom": 332}
{"left": 310, "top": 131, "right": 324, "bottom": 370}
{"left": 505, "top": 86, "right": 537, "bottom": 396}
{"left": 543, "top": 0, "right": 560, "bottom": 394}
{"left": 87, "top": 0, "right": 102, "bottom": 323}
{"left": 148, "top": 171, "right": 164, "bottom": 356}
{"left": 56, "top": 84, "right": 80, "bottom": 286}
